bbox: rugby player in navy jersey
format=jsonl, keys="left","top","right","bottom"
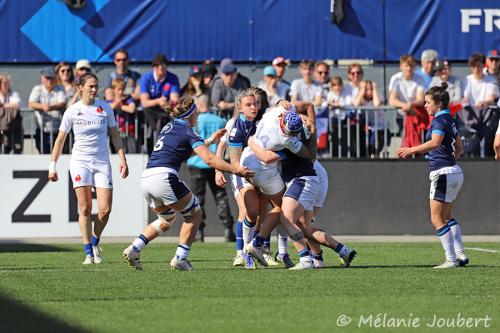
{"left": 122, "top": 97, "right": 253, "bottom": 271}
{"left": 397, "top": 82, "right": 468, "bottom": 269}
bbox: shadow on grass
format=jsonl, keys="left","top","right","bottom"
{"left": 0, "top": 244, "right": 77, "bottom": 253}
{"left": 0, "top": 293, "right": 88, "bottom": 333}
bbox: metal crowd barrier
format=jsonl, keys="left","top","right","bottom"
{"left": 9, "top": 108, "right": 148, "bottom": 155}
{"left": 317, "top": 105, "right": 400, "bottom": 159}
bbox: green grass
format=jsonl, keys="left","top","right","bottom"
{"left": 0, "top": 242, "right": 499, "bottom": 333}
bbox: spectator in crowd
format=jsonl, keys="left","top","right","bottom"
{"left": 389, "top": 54, "right": 427, "bottom": 148}
{"left": 75, "top": 59, "right": 92, "bottom": 83}
{"left": 327, "top": 76, "right": 359, "bottom": 157}
{"left": 0, "top": 74, "right": 23, "bottom": 154}
{"left": 218, "top": 58, "right": 251, "bottom": 87}
{"left": 258, "top": 66, "right": 288, "bottom": 107}
{"left": 314, "top": 61, "right": 331, "bottom": 102}
{"left": 201, "top": 61, "right": 217, "bottom": 103}
{"left": 28, "top": 68, "right": 66, "bottom": 154}
{"left": 107, "top": 78, "right": 138, "bottom": 153}
{"left": 459, "top": 53, "right": 499, "bottom": 156}
{"left": 353, "top": 80, "right": 390, "bottom": 157}
{"left": 484, "top": 49, "right": 500, "bottom": 88}
{"left": 182, "top": 65, "right": 207, "bottom": 99}
{"left": 187, "top": 94, "right": 235, "bottom": 242}
{"left": 430, "top": 59, "right": 462, "bottom": 105}
{"left": 272, "top": 56, "right": 291, "bottom": 97}
{"left": 290, "top": 60, "right": 322, "bottom": 107}
{"left": 416, "top": 49, "right": 439, "bottom": 89}
{"left": 139, "top": 53, "right": 180, "bottom": 154}
{"left": 104, "top": 49, "right": 141, "bottom": 101}
{"left": 211, "top": 59, "right": 250, "bottom": 118}
{"left": 344, "top": 63, "right": 364, "bottom": 100}
{"left": 55, "top": 61, "right": 79, "bottom": 106}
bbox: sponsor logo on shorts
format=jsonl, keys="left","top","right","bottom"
{"left": 75, "top": 175, "right": 81, "bottom": 182}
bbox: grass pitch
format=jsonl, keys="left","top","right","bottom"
{"left": 0, "top": 242, "right": 499, "bottom": 333}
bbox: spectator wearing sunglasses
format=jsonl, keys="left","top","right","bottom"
{"left": 104, "top": 49, "right": 141, "bottom": 101}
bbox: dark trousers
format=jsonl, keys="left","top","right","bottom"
{"left": 189, "top": 167, "right": 233, "bottom": 228}
{"left": 143, "top": 107, "right": 170, "bottom": 155}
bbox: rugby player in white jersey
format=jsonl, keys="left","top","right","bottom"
{"left": 238, "top": 103, "right": 319, "bottom": 268}
{"left": 48, "top": 73, "right": 129, "bottom": 265}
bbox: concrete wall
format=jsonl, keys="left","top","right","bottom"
{"left": 171, "top": 160, "right": 500, "bottom": 236}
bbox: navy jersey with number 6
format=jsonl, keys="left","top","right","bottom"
{"left": 426, "top": 109, "right": 458, "bottom": 171}
{"left": 147, "top": 119, "right": 204, "bottom": 171}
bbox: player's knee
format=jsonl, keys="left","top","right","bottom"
{"left": 99, "top": 206, "right": 111, "bottom": 219}
{"left": 179, "top": 196, "right": 201, "bottom": 222}
{"left": 290, "top": 231, "right": 305, "bottom": 241}
{"left": 79, "top": 205, "right": 91, "bottom": 217}
{"left": 151, "top": 208, "right": 177, "bottom": 235}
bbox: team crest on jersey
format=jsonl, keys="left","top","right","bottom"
{"left": 96, "top": 106, "right": 103, "bottom": 114}
{"left": 75, "top": 175, "right": 81, "bottom": 182}
{"left": 160, "top": 122, "right": 173, "bottom": 134}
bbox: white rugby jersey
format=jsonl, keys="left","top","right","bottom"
{"left": 220, "top": 117, "right": 235, "bottom": 144}
{"left": 59, "top": 99, "right": 117, "bottom": 162}
{"left": 253, "top": 106, "right": 302, "bottom": 154}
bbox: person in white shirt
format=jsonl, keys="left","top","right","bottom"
{"left": 344, "top": 63, "right": 364, "bottom": 101}
{"left": 48, "top": 73, "right": 129, "bottom": 265}
{"left": 460, "top": 53, "right": 500, "bottom": 157}
{"left": 290, "top": 60, "right": 322, "bottom": 107}
{"left": 389, "top": 54, "right": 426, "bottom": 146}
{"left": 28, "top": 68, "right": 67, "bottom": 154}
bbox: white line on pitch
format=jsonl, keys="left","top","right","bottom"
{"left": 464, "top": 247, "right": 499, "bottom": 253}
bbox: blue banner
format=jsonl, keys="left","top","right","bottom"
{"left": 1, "top": 0, "right": 498, "bottom": 63}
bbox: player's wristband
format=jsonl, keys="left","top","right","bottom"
{"left": 49, "top": 161, "right": 57, "bottom": 173}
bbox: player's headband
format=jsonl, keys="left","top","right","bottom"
{"left": 179, "top": 103, "right": 197, "bottom": 119}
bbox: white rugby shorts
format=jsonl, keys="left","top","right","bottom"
{"left": 284, "top": 175, "right": 321, "bottom": 211}
{"left": 313, "top": 160, "right": 328, "bottom": 207}
{"left": 429, "top": 165, "right": 463, "bottom": 203}
{"left": 70, "top": 159, "right": 112, "bottom": 189}
{"left": 141, "top": 167, "right": 190, "bottom": 209}
{"left": 240, "top": 147, "right": 284, "bottom": 196}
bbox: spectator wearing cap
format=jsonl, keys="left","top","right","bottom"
{"left": 484, "top": 50, "right": 500, "bottom": 89}
{"left": 104, "top": 49, "right": 141, "bottom": 101}
{"left": 258, "top": 65, "right": 289, "bottom": 106}
{"left": 0, "top": 74, "right": 23, "bottom": 154}
{"left": 75, "top": 59, "right": 92, "bottom": 83}
{"left": 182, "top": 65, "right": 207, "bottom": 99}
{"left": 459, "top": 53, "right": 499, "bottom": 157}
{"left": 290, "top": 60, "right": 322, "bottom": 107}
{"left": 430, "top": 59, "right": 462, "bottom": 104}
{"left": 416, "top": 49, "right": 438, "bottom": 89}
{"left": 28, "top": 68, "right": 66, "bottom": 154}
{"left": 272, "top": 56, "right": 291, "bottom": 91}
{"left": 211, "top": 58, "right": 250, "bottom": 118}
{"left": 139, "top": 53, "right": 180, "bottom": 154}
{"left": 187, "top": 94, "right": 235, "bottom": 242}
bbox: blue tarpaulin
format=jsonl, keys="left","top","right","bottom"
{"left": 1, "top": 0, "right": 498, "bottom": 62}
